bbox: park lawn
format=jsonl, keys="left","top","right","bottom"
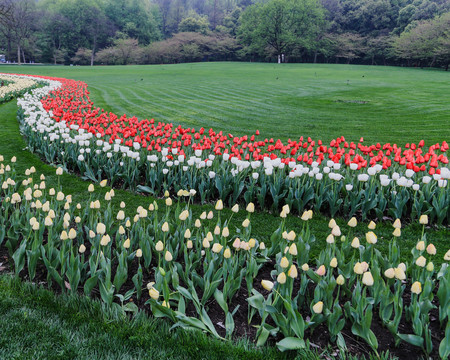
{"left": 0, "top": 62, "right": 449, "bottom": 146}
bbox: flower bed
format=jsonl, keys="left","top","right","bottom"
{"left": 0, "top": 74, "right": 38, "bottom": 104}
{"left": 0, "top": 155, "right": 448, "bottom": 358}
{"left": 4, "top": 73, "right": 450, "bottom": 224}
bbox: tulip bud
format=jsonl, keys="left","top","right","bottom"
{"left": 394, "top": 267, "right": 406, "bottom": 280}
{"left": 231, "top": 204, "right": 239, "bottom": 213}
{"left": 207, "top": 211, "right": 213, "bottom": 219}
{"left": 120, "top": 201, "right": 126, "bottom": 208}
{"left": 411, "top": 281, "right": 422, "bottom": 295}
{"left": 186, "top": 240, "right": 193, "bottom": 249}
{"left": 288, "top": 265, "right": 298, "bottom": 279}
{"left": 316, "top": 265, "right": 326, "bottom": 276}
{"left": 246, "top": 202, "right": 255, "bottom": 213}
{"left": 398, "top": 262, "right": 407, "bottom": 272}
{"left": 347, "top": 217, "right": 357, "bottom": 228}
{"left": 416, "top": 256, "right": 426, "bottom": 267}
{"left": 179, "top": 210, "right": 189, "bottom": 221}
{"left": 32, "top": 222, "right": 40, "bottom": 231}
{"left": 366, "top": 231, "right": 377, "bottom": 244}
{"left": 79, "top": 244, "right": 86, "bottom": 254}
{"left": 68, "top": 228, "right": 77, "bottom": 240}
{"left": 392, "top": 228, "right": 401, "bottom": 237}
{"left": 312, "top": 301, "right": 323, "bottom": 314}
{"left": 351, "top": 237, "right": 360, "bottom": 248}
{"left": 280, "top": 257, "right": 289, "bottom": 269}
{"left": 215, "top": 200, "right": 223, "bottom": 210}
{"left": 118, "top": 226, "right": 125, "bottom": 235}
{"left": 393, "top": 219, "right": 401, "bottom": 229}
{"left": 336, "top": 274, "right": 345, "bottom": 285}
{"left": 99, "top": 179, "right": 107, "bottom": 187}
{"left": 277, "top": 272, "right": 287, "bottom": 284}
{"left": 184, "top": 229, "right": 191, "bottom": 239}
{"left": 155, "top": 241, "right": 164, "bottom": 252}
{"left": 326, "top": 234, "right": 335, "bottom": 244}
{"left": 426, "top": 244, "right": 436, "bottom": 255}
{"left": 330, "top": 257, "right": 338, "bottom": 268}
{"left": 368, "top": 221, "right": 376, "bottom": 230}
{"left": 195, "top": 219, "right": 201, "bottom": 228}
{"left": 165, "top": 198, "right": 172, "bottom": 206}
{"left": 426, "top": 262, "right": 434, "bottom": 272}
{"left": 302, "top": 263, "right": 309, "bottom": 271}
{"left": 416, "top": 241, "right": 425, "bottom": 251}
{"left": 242, "top": 219, "right": 250, "bottom": 228}
{"left": 224, "top": 248, "right": 231, "bottom": 258}
{"left": 149, "top": 288, "right": 159, "bottom": 300}
{"left": 288, "top": 243, "right": 297, "bottom": 256}
{"left": 100, "top": 235, "right": 110, "bottom": 246}
{"left": 362, "top": 272, "right": 374, "bottom": 286}
{"left": 164, "top": 251, "right": 173, "bottom": 261}
{"left": 135, "top": 249, "right": 142, "bottom": 258}
{"left": 202, "top": 237, "right": 210, "bottom": 248}
{"left": 286, "top": 230, "right": 296, "bottom": 241}
{"left": 88, "top": 184, "right": 94, "bottom": 192}
{"left": 444, "top": 250, "right": 450, "bottom": 261}
{"left": 261, "top": 280, "right": 274, "bottom": 291}
{"left": 248, "top": 238, "right": 256, "bottom": 248}
{"left": 301, "top": 211, "right": 310, "bottom": 221}
{"left": 44, "top": 216, "right": 53, "bottom": 227}
{"left": 354, "top": 262, "right": 364, "bottom": 274}
{"left": 116, "top": 210, "right": 125, "bottom": 220}
{"left": 123, "top": 238, "right": 130, "bottom": 249}
{"left": 419, "top": 215, "right": 428, "bottom": 225}
{"left": 161, "top": 222, "right": 169, "bottom": 232}
{"left": 212, "top": 243, "right": 224, "bottom": 253}
{"left": 60, "top": 230, "right": 68, "bottom": 240}
{"left": 384, "top": 268, "right": 395, "bottom": 279}
{"left": 96, "top": 222, "right": 106, "bottom": 235}
{"left": 328, "top": 219, "right": 336, "bottom": 228}
{"left": 332, "top": 226, "right": 341, "bottom": 237}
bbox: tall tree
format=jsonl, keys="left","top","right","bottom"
{"left": 238, "top": 0, "right": 325, "bottom": 61}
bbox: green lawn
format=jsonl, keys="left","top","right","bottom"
{"left": 1, "top": 62, "right": 449, "bottom": 145}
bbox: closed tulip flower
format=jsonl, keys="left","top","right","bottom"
{"left": 155, "top": 241, "right": 164, "bottom": 252}
{"left": 354, "top": 262, "right": 364, "bottom": 274}
{"left": 416, "top": 256, "right": 426, "bottom": 267}
{"left": 136, "top": 249, "right": 143, "bottom": 258}
{"left": 222, "top": 227, "right": 229, "bottom": 237}
{"left": 362, "top": 272, "right": 374, "bottom": 286}
{"left": 96, "top": 222, "right": 106, "bottom": 235}
{"left": 347, "top": 217, "right": 357, "bottom": 228}
{"left": 79, "top": 244, "right": 86, "bottom": 254}
{"left": 332, "top": 226, "right": 341, "bottom": 237}
{"left": 186, "top": 240, "right": 193, "bottom": 249}
{"left": 224, "top": 248, "right": 231, "bottom": 258}
{"left": 411, "top": 281, "right": 422, "bottom": 295}
{"left": 426, "top": 244, "right": 436, "bottom": 255}
{"left": 261, "top": 280, "right": 274, "bottom": 291}
{"left": 100, "top": 179, "right": 107, "bottom": 187}
{"left": 215, "top": 200, "right": 223, "bottom": 210}
{"left": 231, "top": 204, "right": 239, "bottom": 213}
{"left": 164, "top": 251, "right": 173, "bottom": 261}
{"left": 328, "top": 219, "right": 337, "bottom": 228}
{"left": 68, "top": 228, "right": 77, "bottom": 239}
{"left": 384, "top": 268, "right": 395, "bottom": 278}
{"left": 214, "top": 226, "right": 220, "bottom": 235}
{"left": 288, "top": 265, "right": 298, "bottom": 278}
{"left": 161, "top": 222, "right": 169, "bottom": 232}
{"left": 392, "top": 228, "right": 401, "bottom": 237}
{"left": 351, "top": 237, "right": 360, "bottom": 248}
{"left": 179, "top": 210, "right": 189, "bottom": 221}
{"left": 426, "top": 262, "right": 434, "bottom": 272}
{"left": 416, "top": 241, "right": 425, "bottom": 251}
{"left": 313, "top": 301, "right": 323, "bottom": 314}
{"left": 330, "top": 257, "right": 338, "bottom": 268}
{"left": 302, "top": 263, "right": 309, "bottom": 271}
{"left": 242, "top": 219, "right": 250, "bottom": 228}
{"left": 368, "top": 221, "right": 376, "bottom": 230}
{"left": 394, "top": 267, "right": 406, "bottom": 280}
{"left": 149, "top": 288, "right": 159, "bottom": 300}
{"left": 316, "top": 265, "right": 326, "bottom": 276}
{"left": 277, "top": 272, "right": 287, "bottom": 284}
{"left": 326, "top": 234, "right": 335, "bottom": 244}
{"left": 212, "top": 243, "right": 223, "bottom": 253}
{"left": 419, "top": 215, "right": 428, "bottom": 225}
{"left": 336, "top": 274, "right": 345, "bottom": 285}
{"left": 393, "top": 219, "right": 401, "bottom": 229}
{"left": 246, "top": 202, "right": 255, "bottom": 213}
{"left": 123, "top": 238, "right": 131, "bottom": 249}
{"left": 184, "top": 229, "right": 191, "bottom": 239}
{"left": 286, "top": 230, "right": 296, "bottom": 241}
{"left": 366, "top": 231, "right": 377, "bottom": 244}
{"left": 289, "top": 243, "right": 298, "bottom": 256}
{"left": 280, "top": 257, "right": 289, "bottom": 268}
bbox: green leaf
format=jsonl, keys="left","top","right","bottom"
{"left": 276, "top": 337, "right": 306, "bottom": 352}
{"left": 397, "top": 333, "right": 424, "bottom": 348}
{"left": 214, "top": 289, "right": 228, "bottom": 313}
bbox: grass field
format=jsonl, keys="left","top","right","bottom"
{"left": 1, "top": 62, "right": 449, "bottom": 145}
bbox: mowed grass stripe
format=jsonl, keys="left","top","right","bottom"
{"left": 0, "top": 63, "right": 448, "bottom": 144}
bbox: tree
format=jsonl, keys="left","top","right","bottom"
{"left": 393, "top": 12, "right": 450, "bottom": 69}
{"left": 0, "top": 0, "right": 36, "bottom": 64}
{"left": 237, "top": 0, "right": 325, "bottom": 61}
{"left": 178, "top": 13, "right": 210, "bottom": 34}
{"left": 328, "top": 32, "right": 366, "bottom": 64}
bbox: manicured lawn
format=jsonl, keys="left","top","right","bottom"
{"left": 1, "top": 62, "right": 449, "bottom": 145}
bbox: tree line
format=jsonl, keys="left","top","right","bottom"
{"left": 0, "top": 0, "right": 448, "bottom": 69}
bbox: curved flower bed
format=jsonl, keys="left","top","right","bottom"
{"left": 0, "top": 74, "right": 39, "bottom": 104}
{"left": 0, "top": 156, "right": 449, "bottom": 358}
{"left": 5, "top": 73, "right": 450, "bottom": 223}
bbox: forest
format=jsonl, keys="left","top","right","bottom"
{"left": 0, "top": 0, "right": 448, "bottom": 68}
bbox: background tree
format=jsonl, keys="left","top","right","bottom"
{"left": 238, "top": 0, "right": 325, "bottom": 61}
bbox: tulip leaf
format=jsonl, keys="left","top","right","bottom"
{"left": 397, "top": 333, "right": 424, "bottom": 348}
{"left": 276, "top": 337, "right": 306, "bottom": 352}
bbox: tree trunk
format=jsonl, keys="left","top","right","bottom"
{"left": 17, "top": 44, "right": 21, "bottom": 65}
{"left": 313, "top": 51, "right": 318, "bottom": 63}
{"left": 91, "top": 37, "right": 97, "bottom": 66}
